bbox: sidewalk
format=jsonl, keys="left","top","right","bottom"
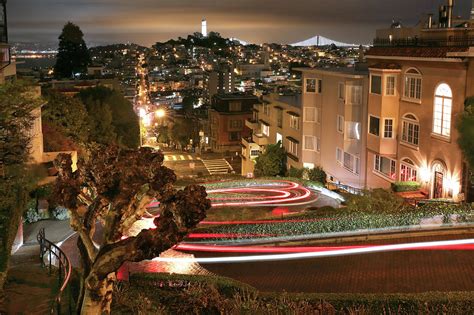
{"left": 0, "top": 220, "right": 73, "bottom": 314}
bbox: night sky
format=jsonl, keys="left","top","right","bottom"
{"left": 8, "top": 0, "right": 472, "bottom": 46}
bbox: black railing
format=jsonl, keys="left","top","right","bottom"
{"left": 37, "top": 228, "right": 73, "bottom": 314}
{"left": 373, "top": 36, "right": 474, "bottom": 47}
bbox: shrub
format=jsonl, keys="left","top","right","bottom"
{"left": 306, "top": 166, "right": 327, "bottom": 185}
{"left": 391, "top": 181, "right": 422, "bottom": 192}
{"left": 288, "top": 166, "right": 305, "bottom": 179}
{"left": 346, "top": 188, "right": 408, "bottom": 214}
{"left": 52, "top": 206, "right": 70, "bottom": 221}
{"left": 23, "top": 206, "right": 42, "bottom": 224}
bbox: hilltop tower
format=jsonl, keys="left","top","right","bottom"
{"left": 201, "top": 18, "right": 207, "bottom": 37}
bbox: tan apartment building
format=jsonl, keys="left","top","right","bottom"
{"left": 364, "top": 0, "right": 474, "bottom": 201}
{"left": 297, "top": 68, "right": 369, "bottom": 189}
{"left": 208, "top": 93, "right": 258, "bottom": 153}
{"left": 241, "top": 93, "right": 302, "bottom": 177}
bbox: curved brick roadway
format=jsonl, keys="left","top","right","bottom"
{"left": 183, "top": 234, "right": 474, "bottom": 293}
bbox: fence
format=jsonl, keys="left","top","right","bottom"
{"left": 37, "top": 228, "right": 73, "bottom": 314}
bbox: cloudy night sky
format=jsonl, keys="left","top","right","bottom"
{"left": 8, "top": 0, "right": 473, "bottom": 46}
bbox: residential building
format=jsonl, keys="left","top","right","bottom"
{"left": 241, "top": 92, "right": 302, "bottom": 177}
{"left": 298, "top": 67, "right": 369, "bottom": 188}
{"left": 365, "top": 0, "right": 474, "bottom": 201}
{"left": 209, "top": 93, "right": 258, "bottom": 153}
{"left": 207, "top": 66, "right": 235, "bottom": 100}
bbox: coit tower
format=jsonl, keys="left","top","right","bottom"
{"left": 202, "top": 18, "right": 207, "bottom": 37}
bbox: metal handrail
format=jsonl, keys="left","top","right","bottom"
{"left": 37, "top": 228, "right": 73, "bottom": 314}
{"left": 332, "top": 182, "right": 364, "bottom": 196}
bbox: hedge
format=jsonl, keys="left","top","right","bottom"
{"left": 129, "top": 272, "right": 256, "bottom": 298}
{"left": 113, "top": 273, "right": 474, "bottom": 314}
{"left": 0, "top": 185, "right": 28, "bottom": 288}
{"left": 391, "top": 181, "right": 422, "bottom": 192}
{"left": 261, "top": 291, "right": 474, "bottom": 314}
{"left": 199, "top": 204, "right": 474, "bottom": 240}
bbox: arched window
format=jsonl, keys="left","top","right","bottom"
{"left": 432, "top": 83, "right": 452, "bottom": 137}
{"left": 401, "top": 113, "right": 419, "bottom": 146}
{"left": 404, "top": 68, "right": 422, "bottom": 101}
{"left": 400, "top": 158, "right": 418, "bottom": 182}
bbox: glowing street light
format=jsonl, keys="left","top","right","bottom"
{"left": 155, "top": 108, "right": 166, "bottom": 118}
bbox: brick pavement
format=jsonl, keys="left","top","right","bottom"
{"left": 191, "top": 234, "right": 474, "bottom": 293}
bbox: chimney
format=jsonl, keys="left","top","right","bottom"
{"left": 446, "top": 0, "right": 454, "bottom": 28}
{"left": 439, "top": 5, "right": 446, "bottom": 28}
{"left": 428, "top": 14, "right": 433, "bottom": 29}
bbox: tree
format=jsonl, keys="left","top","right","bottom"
{"left": 0, "top": 81, "right": 44, "bottom": 288}
{"left": 182, "top": 95, "right": 196, "bottom": 116}
{"left": 306, "top": 166, "right": 327, "bottom": 185}
{"left": 78, "top": 86, "right": 140, "bottom": 148}
{"left": 53, "top": 146, "right": 211, "bottom": 313}
{"left": 153, "top": 125, "right": 170, "bottom": 145}
{"left": 254, "top": 141, "right": 287, "bottom": 177}
{"left": 42, "top": 123, "right": 78, "bottom": 152}
{"left": 458, "top": 97, "right": 474, "bottom": 170}
{"left": 42, "top": 92, "right": 89, "bottom": 146}
{"left": 54, "top": 22, "right": 90, "bottom": 78}
{"left": 171, "top": 118, "right": 200, "bottom": 149}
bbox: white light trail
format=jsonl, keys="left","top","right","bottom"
{"left": 152, "top": 238, "right": 474, "bottom": 264}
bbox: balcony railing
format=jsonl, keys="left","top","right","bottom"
{"left": 373, "top": 36, "right": 474, "bottom": 47}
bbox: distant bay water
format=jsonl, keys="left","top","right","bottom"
{"left": 15, "top": 56, "right": 56, "bottom": 69}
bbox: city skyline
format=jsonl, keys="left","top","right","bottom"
{"left": 9, "top": 0, "right": 472, "bottom": 46}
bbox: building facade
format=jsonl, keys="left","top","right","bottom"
{"left": 209, "top": 93, "right": 258, "bottom": 153}
{"left": 365, "top": 1, "right": 474, "bottom": 201}
{"left": 241, "top": 93, "right": 303, "bottom": 177}
{"left": 298, "top": 68, "right": 369, "bottom": 188}
{"left": 207, "top": 67, "right": 235, "bottom": 100}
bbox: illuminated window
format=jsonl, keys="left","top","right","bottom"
{"left": 432, "top": 83, "right": 452, "bottom": 138}
{"left": 347, "top": 122, "right": 361, "bottom": 140}
{"left": 348, "top": 85, "right": 363, "bottom": 105}
{"left": 290, "top": 115, "right": 300, "bottom": 130}
{"left": 383, "top": 119, "right": 394, "bottom": 138}
{"left": 374, "top": 155, "right": 396, "bottom": 180}
{"left": 343, "top": 152, "right": 360, "bottom": 174}
{"left": 336, "top": 148, "right": 342, "bottom": 164}
{"left": 305, "top": 78, "right": 316, "bottom": 93}
{"left": 288, "top": 140, "right": 298, "bottom": 156}
{"left": 261, "top": 123, "right": 270, "bottom": 136}
{"left": 338, "top": 82, "right": 345, "bottom": 100}
{"left": 401, "top": 114, "right": 419, "bottom": 146}
{"left": 337, "top": 115, "right": 344, "bottom": 134}
{"left": 400, "top": 158, "right": 418, "bottom": 182}
{"left": 369, "top": 115, "right": 380, "bottom": 136}
{"left": 386, "top": 75, "right": 396, "bottom": 96}
{"left": 403, "top": 68, "right": 422, "bottom": 101}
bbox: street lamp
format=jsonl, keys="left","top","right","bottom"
{"left": 155, "top": 108, "right": 166, "bottom": 118}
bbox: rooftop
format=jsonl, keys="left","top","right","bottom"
{"left": 295, "top": 66, "right": 368, "bottom": 78}
{"left": 366, "top": 46, "right": 469, "bottom": 58}
{"left": 214, "top": 93, "right": 259, "bottom": 101}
